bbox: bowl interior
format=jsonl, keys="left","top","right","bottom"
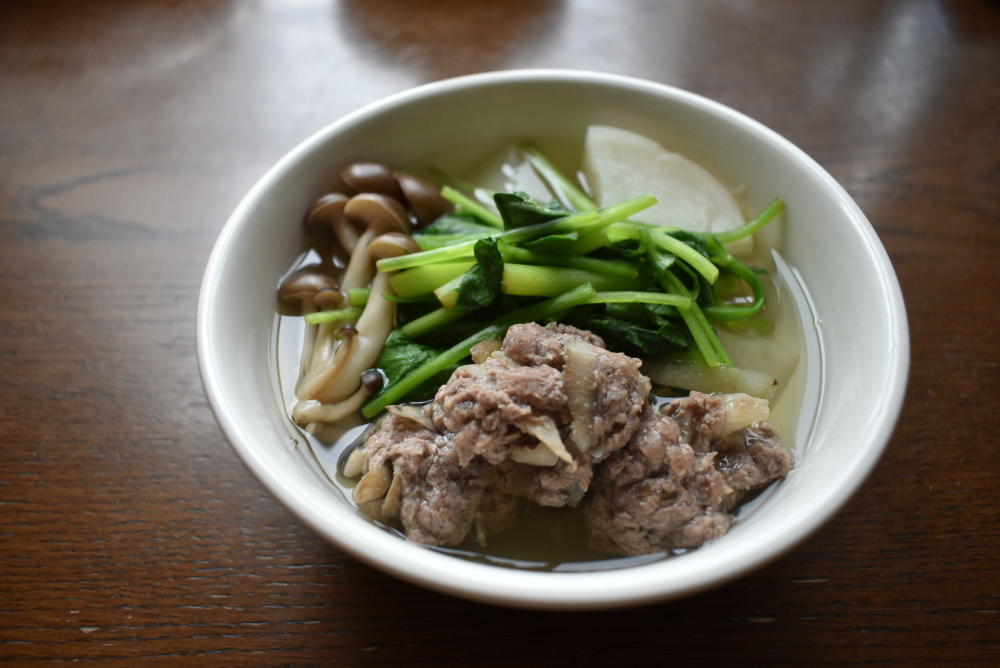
{"left": 198, "top": 71, "right": 907, "bottom": 609}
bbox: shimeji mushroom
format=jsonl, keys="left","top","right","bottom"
{"left": 340, "top": 162, "right": 404, "bottom": 200}
{"left": 295, "top": 229, "right": 420, "bottom": 423}
{"left": 288, "top": 164, "right": 450, "bottom": 426}
{"left": 296, "top": 193, "right": 409, "bottom": 401}
{"left": 277, "top": 267, "right": 339, "bottom": 378}
{"left": 396, "top": 171, "right": 451, "bottom": 224}
{"left": 305, "top": 193, "right": 353, "bottom": 251}
{"left": 337, "top": 193, "right": 411, "bottom": 293}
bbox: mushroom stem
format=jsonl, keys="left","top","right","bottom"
{"left": 342, "top": 445, "right": 368, "bottom": 479}
{"left": 299, "top": 299, "right": 318, "bottom": 381}
{"left": 293, "top": 383, "right": 373, "bottom": 424}
{"left": 316, "top": 272, "right": 396, "bottom": 403}
{"left": 332, "top": 219, "right": 360, "bottom": 254}
{"left": 340, "top": 228, "right": 377, "bottom": 294}
{"left": 298, "top": 325, "right": 356, "bottom": 400}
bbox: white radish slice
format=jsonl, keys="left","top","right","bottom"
{"left": 582, "top": 126, "right": 752, "bottom": 255}
{"left": 644, "top": 359, "right": 778, "bottom": 399}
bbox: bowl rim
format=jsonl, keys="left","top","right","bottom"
{"left": 197, "top": 68, "right": 909, "bottom": 610}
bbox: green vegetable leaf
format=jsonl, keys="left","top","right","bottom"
{"left": 605, "top": 301, "right": 678, "bottom": 329}
{"left": 457, "top": 238, "right": 504, "bottom": 309}
{"left": 666, "top": 230, "right": 713, "bottom": 259}
{"left": 494, "top": 191, "right": 570, "bottom": 230}
{"left": 521, "top": 232, "right": 579, "bottom": 252}
{"left": 567, "top": 313, "right": 690, "bottom": 357}
{"left": 373, "top": 330, "right": 459, "bottom": 402}
{"left": 605, "top": 238, "right": 648, "bottom": 260}
{"left": 417, "top": 213, "right": 498, "bottom": 237}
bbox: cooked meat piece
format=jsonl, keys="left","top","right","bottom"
{"left": 661, "top": 391, "right": 729, "bottom": 452}
{"left": 528, "top": 454, "right": 594, "bottom": 507}
{"left": 586, "top": 409, "right": 733, "bottom": 555}
{"left": 432, "top": 322, "right": 649, "bottom": 507}
{"left": 502, "top": 322, "right": 606, "bottom": 368}
{"left": 432, "top": 353, "right": 568, "bottom": 467}
{"left": 715, "top": 422, "right": 794, "bottom": 509}
{"left": 504, "top": 322, "right": 650, "bottom": 463}
{"left": 356, "top": 320, "right": 792, "bottom": 553}
{"left": 586, "top": 396, "right": 794, "bottom": 556}
{"left": 360, "top": 409, "right": 490, "bottom": 546}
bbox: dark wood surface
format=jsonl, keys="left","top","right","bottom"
{"left": 2, "top": 0, "right": 998, "bottom": 664}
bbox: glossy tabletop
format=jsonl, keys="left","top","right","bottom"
{"left": 1, "top": 1, "right": 997, "bottom": 664}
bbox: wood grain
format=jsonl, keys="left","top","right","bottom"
{"left": 1, "top": 0, "right": 998, "bottom": 664}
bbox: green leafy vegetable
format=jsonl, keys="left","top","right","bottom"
{"left": 373, "top": 330, "right": 460, "bottom": 402}
{"left": 458, "top": 238, "right": 505, "bottom": 309}
{"left": 440, "top": 186, "right": 503, "bottom": 228}
{"left": 493, "top": 191, "right": 570, "bottom": 230}
{"left": 418, "top": 213, "right": 498, "bottom": 237}
{"left": 355, "top": 145, "right": 788, "bottom": 415}
{"left": 304, "top": 307, "right": 361, "bottom": 325}
{"left": 520, "top": 142, "right": 597, "bottom": 211}
{"left": 566, "top": 313, "right": 689, "bottom": 357}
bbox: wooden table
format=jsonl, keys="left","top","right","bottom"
{"left": 2, "top": 1, "right": 997, "bottom": 664}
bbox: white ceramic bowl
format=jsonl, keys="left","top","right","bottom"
{"left": 197, "top": 70, "right": 908, "bottom": 609}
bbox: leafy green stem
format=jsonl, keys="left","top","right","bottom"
{"left": 440, "top": 186, "right": 503, "bottom": 228}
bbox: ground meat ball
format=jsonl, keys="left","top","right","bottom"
{"left": 360, "top": 409, "right": 497, "bottom": 546}
{"left": 586, "top": 398, "right": 795, "bottom": 556}
{"left": 504, "top": 322, "right": 650, "bottom": 463}
{"left": 431, "top": 322, "right": 649, "bottom": 507}
{"left": 432, "top": 354, "right": 568, "bottom": 467}
{"left": 586, "top": 409, "right": 733, "bottom": 555}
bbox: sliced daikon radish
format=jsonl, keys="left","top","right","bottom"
{"left": 644, "top": 359, "right": 777, "bottom": 399}
{"left": 716, "top": 329, "right": 801, "bottom": 391}
{"left": 582, "top": 126, "right": 752, "bottom": 255}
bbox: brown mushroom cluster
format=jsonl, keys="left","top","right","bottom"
{"left": 276, "top": 162, "right": 451, "bottom": 429}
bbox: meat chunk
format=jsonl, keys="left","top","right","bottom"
{"left": 504, "top": 322, "right": 650, "bottom": 464}
{"left": 586, "top": 409, "right": 733, "bottom": 555}
{"left": 355, "top": 322, "right": 652, "bottom": 546}
{"left": 357, "top": 408, "right": 522, "bottom": 546}
{"left": 661, "top": 391, "right": 729, "bottom": 452}
{"left": 502, "top": 322, "right": 606, "bottom": 368}
{"left": 432, "top": 353, "right": 568, "bottom": 467}
{"left": 586, "top": 395, "right": 794, "bottom": 556}
{"left": 353, "top": 320, "right": 793, "bottom": 554}
{"left": 432, "top": 322, "right": 649, "bottom": 507}
{"left": 715, "top": 422, "right": 794, "bottom": 510}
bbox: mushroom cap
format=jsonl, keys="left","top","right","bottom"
{"left": 343, "top": 193, "right": 411, "bottom": 235}
{"left": 396, "top": 171, "right": 452, "bottom": 225}
{"left": 361, "top": 369, "right": 384, "bottom": 394}
{"left": 312, "top": 287, "right": 344, "bottom": 310}
{"left": 340, "top": 162, "right": 403, "bottom": 199}
{"left": 305, "top": 193, "right": 349, "bottom": 237}
{"left": 367, "top": 232, "right": 421, "bottom": 261}
{"left": 278, "top": 269, "right": 339, "bottom": 305}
